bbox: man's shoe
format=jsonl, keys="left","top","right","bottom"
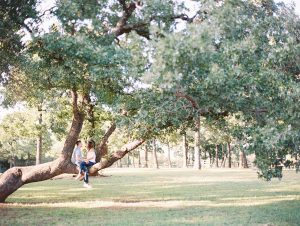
{"left": 83, "top": 183, "right": 92, "bottom": 188}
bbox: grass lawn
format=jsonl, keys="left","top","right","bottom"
{"left": 0, "top": 168, "right": 300, "bottom": 226}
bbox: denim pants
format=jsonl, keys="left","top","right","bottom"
{"left": 80, "top": 161, "right": 95, "bottom": 183}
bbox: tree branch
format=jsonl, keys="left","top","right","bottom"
{"left": 112, "top": 1, "right": 201, "bottom": 39}
{"left": 90, "top": 139, "right": 145, "bottom": 174}
{"left": 71, "top": 89, "right": 80, "bottom": 118}
{"left": 175, "top": 91, "right": 199, "bottom": 109}
{"left": 99, "top": 123, "right": 117, "bottom": 149}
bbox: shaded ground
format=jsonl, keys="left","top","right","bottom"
{"left": 1, "top": 168, "right": 300, "bottom": 226}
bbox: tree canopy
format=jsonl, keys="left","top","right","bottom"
{"left": 0, "top": 0, "right": 299, "bottom": 202}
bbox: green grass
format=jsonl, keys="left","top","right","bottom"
{"left": 1, "top": 168, "right": 300, "bottom": 226}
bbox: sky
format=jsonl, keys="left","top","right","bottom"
{"left": 0, "top": 0, "right": 299, "bottom": 121}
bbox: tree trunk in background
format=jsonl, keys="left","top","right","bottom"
{"left": 127, "top": 154, "right": 130, "bottom": 167}
{"left": 9, "top": 156, "right": 15, "bottom": 168}
{"left": 138, "top": 150, "right": 141, "bottom": 168}
{"left": 182, "top": 131, "right": 188, "bottom": 168}
{"left": 132, "top": 153, "right": 135, "bottom": 168}
{"left": 36, "top": 108, "right": 43, "bottom": 165}
{"left": 27, "top": 153, "right": 31, "bottom": 166}
{"left": 167, "top": 142, "right": 172, "bottom": 168}
{"left": 209, "top": 152, "right": 212, "bottom": 165}
{"left": 144, "top": 145, "right": 148, "bottom": 168}
{"left": 227, "top": 142, "right": 232, "bottom": 168}
{"left": 221, "top": 144, "right": 227, "bottom": 168}
{"left": 243, "top": 150, "right": 249, "bottom": 168}
{"left": 153, "top": 140, "right": 159, "bottom": 169}
{"left": 215, "top": 145, "right": 219, "bottom": 167}
{"left": 239, "top": 151, "right": 243, "bottom": 168}
{"left": 193, "top": 116, "right": 201, "bottom": 169}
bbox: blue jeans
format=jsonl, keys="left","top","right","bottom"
{"left": 80, "top": 161, "right": 95, "bottom": 183}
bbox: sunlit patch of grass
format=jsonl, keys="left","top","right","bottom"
{"left": 1, "top": 168, "right": 300, "bottom": 225}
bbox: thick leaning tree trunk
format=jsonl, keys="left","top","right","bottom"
{"left": 0, "top": 91, "right": 127, "bottom": 203}
{"left": 0, "top": 112, "right": 144, "bottom": 202}
{"left": 0, "top": 109, "right": 85, "bottom": 202}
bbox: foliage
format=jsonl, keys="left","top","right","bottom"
{"left": 0, "top": 111, "right": 52, "bottom": 162}
{"left": 0, "top": 0, "right": 299, "bottom": 180}
{"left": 0, "top": 0, "right": 38, "bottom": 77}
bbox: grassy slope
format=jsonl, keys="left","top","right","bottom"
{"left": 0, "top": 168, "right": 300, "bottom": 226}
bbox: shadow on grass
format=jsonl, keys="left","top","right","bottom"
{"left": 1, "top": 169, "right": 300, "bottom": 225}
{"left": 1, "top": 199, "right": 299, "bottom": 226}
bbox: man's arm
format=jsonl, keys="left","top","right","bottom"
{"left": 75, "top": 154, "right": 81, "bottom": 162}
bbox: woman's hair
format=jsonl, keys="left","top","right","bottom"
{"left": 76, "top": 140, "right": 81, "bottom": 146}
{"left": 87, "top": 140, "right": 95, "bottom": 150}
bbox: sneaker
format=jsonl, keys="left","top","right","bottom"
{"left": 83, "top": 183, "right": 92, "bottom": 189}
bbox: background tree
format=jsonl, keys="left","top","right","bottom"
{"left": 0, "top": 111, "right": 52, "bottom": 166}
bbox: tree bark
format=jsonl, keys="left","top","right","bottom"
{"left": 0, "top": 158, "right": 69, "bottom": 203}
{"left": 193, "top": 116, "right": 201, "bottom": 169}
{"left": 182, "top": 131, "right": 188, "bottom": 168}
{"left": 227, "top": 142, "right": 232, "bottom": 168}
{"left": 152, "top": 140, "right": 159, "bottom": 169}
{"left": 96, "top": 123, "right": 116, "bottom": 163}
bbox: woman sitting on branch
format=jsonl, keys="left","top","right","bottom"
{"left": 76, "top": 140, "right": 96, "bottom": 188}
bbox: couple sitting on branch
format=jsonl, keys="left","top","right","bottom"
{"left": 71, "top": 140, "right": 96, "bottom": 188}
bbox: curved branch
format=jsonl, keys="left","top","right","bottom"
{"left": 90, "top": 139, "right": 145, "bottom": 174}
{"left": 97, "top": 123, "right": 116, "bottom": 150}
{"left": 95, "top": 123, "right": 117, "bottom": 162}
{"left": 175, "top": 91, "right": 199, "bottom": 109}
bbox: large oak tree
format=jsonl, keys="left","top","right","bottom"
{"left": 0, "top": 0, "right": 299, "bottom": 202}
